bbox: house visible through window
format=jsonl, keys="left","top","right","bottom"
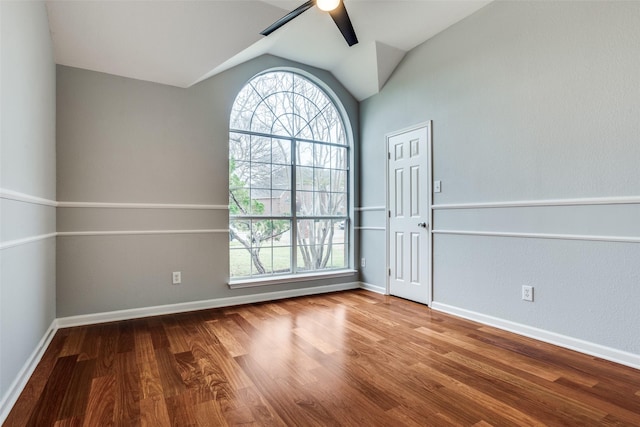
{"left": 229, "top": 70, "right": 350, "bottom": 280}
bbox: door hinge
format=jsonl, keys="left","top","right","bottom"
{"left": 388, "top": 210, "right": 391, "bottom": 218}
{"left": 388, "top": 268, "right": 391, "bottom": 276}
{"left": 388, "top": 152, "right": 391, "bottom": 160}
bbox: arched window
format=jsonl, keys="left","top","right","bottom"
{"left": 229, "top": 70, "right": 350, "bottom": 280}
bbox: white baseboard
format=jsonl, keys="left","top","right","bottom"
{"left": 359, "top": 282, "right": 387, "bottom": 295}
{"left": 0, "top": 320, "right": 58, "bottom": 425}
{"left": 430, "top": 302, "right": 640, "bottom": 371}
{"left": 57, "top": 282, "right": 360, "bottom": 328}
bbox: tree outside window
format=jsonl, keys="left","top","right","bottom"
{"left": 229, "top": 71, "right": 349, "bottom": 279}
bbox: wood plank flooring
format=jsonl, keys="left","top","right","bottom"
{"left": 4, "top": 290, "right": 640, "bottom": 426}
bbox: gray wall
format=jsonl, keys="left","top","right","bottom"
{"left": 360, "top": 1, "right": 640, "bottom": 355}
{"left": 56, "top": 56, "right": 359, "bottom": 317}
{"left": 0, "top": 0, "right": 57, "bottom": 407}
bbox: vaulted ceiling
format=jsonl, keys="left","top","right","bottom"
{"left": 45, "top": 0, "right": 490, "bottom": 101}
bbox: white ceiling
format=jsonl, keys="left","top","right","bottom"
{"left": 45, "top": 0, "right": 490, "bottom": 101}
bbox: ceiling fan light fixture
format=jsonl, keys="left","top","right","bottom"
{"left": 316, "top": 0, "right": 340, "bottom": 12}
{"left": 260, "top": 0, "right": 357, "bottom": 46}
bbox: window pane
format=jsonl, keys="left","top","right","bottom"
{"left": 249, "top": 136, "right": 272, "bottom": 164}
{"left": 313, "top": 144, "right": 331, "bottom": 168}
{"left": 249, "top": 189, "right": 271, "bottom": 215}
{"left": 229, "top": 188, "right": 251, "bottom": 215}
{"left": 297, "top": 141, "right": 314, "bottom": 166}
{"left": 296, "top": 246, "right": 314, "bottom": 272}
{"left": 250, "top": 102, "right": 282, "bottom": 136}
{"left": 250, "top": 161, "right": 271, "bottom": 187}
{"left": 272, "top": 246, "right": 292, "bottom": 274}
{"left": 331, "top": 146, "right": 347, "bottom": 169}
{"left": 331, "top": 193, "right": 347, "bottom": 216}
{"left": 230, "top": 219, "right": 251, "bottom": 240}
{"left": 314, "top": 192, "right": 330, "bottom": 216}
{"left": 333, "top": 219, "right": 347, "bottom": 239}
{"left": 230, "top": 249, "right": 252, "bottom": 278}
{"left": 274, "top": 191, "right": 291, "bottom": 216}
{"left": 296, "top": 219, "right": 340, "bottom": 271}
{"left": 324, "top": 106, "right": 346, "bottom": 145}
{"left": 272, "top": 164, "right": 291, "bottom": 191}
{"left": 293, "top": 93, "right": 322, "bottom": 141}
{"left": 329, "top": 244, "right": 346, "bottom": 269}
{"left": 231, "top": 160, "right": 250, "bottom": 186}
{"left": 272, "top": 139, "right": 291, "bottom": 165}
{"left": 268, "top": 241, "right": 291, "bottom": 273}
{"left": 230, "top": 87, "right": 263, "bottom": 131}
{"left": 229, "top": 133, "right": 251, "bottom": 161}
{"left": 252, "top": 72, "right": 293, "bottom": 102}
{"left": 253, "top": 220, "right": 288, "bottom": 274}
{"left": 294, "top": 73, "right": 330, "bottom": 109}
{"left": 296, "top": 166, "right": 313, "bottom": 191}
{"left": 331, "top": 170, "right": 346, "bottom": 192}
{"left": 296, "top": 191, "right": 313, "bottom": 215}
{"left": 271, "top": 220, "right": 292, "bottom": 245}
{"left": 314, "top": 168, "right": 331, "bottom": 192}
{"left": 305, "top": 111, "right": 332, "bottom": 143}
{"left": 258, "top": 247, "right": 274, "bottom": 275}
{"left": 249, "top": 73, "right": 295, "bottom": 136}
{"left": 292, "top": 74, "right": 337, "bottom": 143}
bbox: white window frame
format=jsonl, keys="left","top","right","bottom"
{"left": 228, "top": 68, "right": 354, "bottom": 286}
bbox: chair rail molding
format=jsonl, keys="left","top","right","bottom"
{"left": 0, "top": 188, "right": 57, "bottom": 207}
{"left": 432, "top": 229, "right": 640, "bottom": 244}
{"left": 433, "top": 195, "right": 640, "bottom": 210}
{"left": 57, "top": 201, "right": 229, "bottom": 210}
{"left": 354, "top": 206, "right": 385, "bottom": 211}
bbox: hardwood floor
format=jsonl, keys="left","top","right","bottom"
{"left": 4, "top": 290, "right": 640, "bottom": 426}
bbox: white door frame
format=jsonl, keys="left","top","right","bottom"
{"left": 385, "top": 121, "right": 433, "bottom": 305}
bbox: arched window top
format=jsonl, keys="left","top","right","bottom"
{"left": 230, "top": 70, "right": 347, "bottom": 145}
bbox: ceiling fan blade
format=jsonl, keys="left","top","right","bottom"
{"left": 329, "top": 0, "right": 358, "bottom": 46}
{"left": 260, "top": 0, "right": 315, "bottom": 36}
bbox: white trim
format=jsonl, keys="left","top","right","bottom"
{"left": 355, "top": 226, "right": 385, "bottom": 231}
{"left": 432, "top": 195, "right": 640, "bottom": 210}
{"left": 0, "top": 233, "right": 57, "bottom": 250}
{"left": 57, "top": 282, "right": 360, "bottom": 328}
{"left": 57, "top": 201, "right": 228, "bottom": 210}
{"left": 229, "top": 270, "right": 358, "bottom": 289}
{"left": 431, "top": 302, "right": 640, "bottom": 371}
{"left": 359, "top": 282, "right": 387, "bottom": 295}
{"left": 428, "top": 122, "right": 434, "bottom": 306}
{"left": 0, "top": 189, "right": 231, "bottom": 211}
{"left": 57, "top": 229, "right": 228, "bottom": 237}
{"left": 0, "top": 188, "right": 57, "bottom": 207}
{"left": 0, "top": 320, "right": 58, "bottom": 424}
{"left": 355, "top": 206, "right": 385, "bottom": 212}
{"left": 432, "top": 229, "right": 640, "bottom": 244}
{"left": 1, "top": 229, "right": 230, "bottom": 249}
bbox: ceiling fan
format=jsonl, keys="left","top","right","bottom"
{"left": 260, "top": 0, "right": 359, "bottom": 47}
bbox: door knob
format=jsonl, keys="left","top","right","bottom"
{"left": 417, "top": 222, "right": 427, "bottom": 228}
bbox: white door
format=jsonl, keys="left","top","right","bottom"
{"left": 387, "top": 125, "right": 431, "bottom": 304}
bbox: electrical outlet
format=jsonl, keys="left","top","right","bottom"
{"left": 172, "top": 271, "right": 181, "bottom": 285}
{"left": 361, "top": 258, "right": 366, "bottom": 268}
{"left": 522, "top": 285, "right": 533, "bottom": 302}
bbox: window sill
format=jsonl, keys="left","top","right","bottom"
{"left": 228, "top": 269, "right": 358, "bottom": 289}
